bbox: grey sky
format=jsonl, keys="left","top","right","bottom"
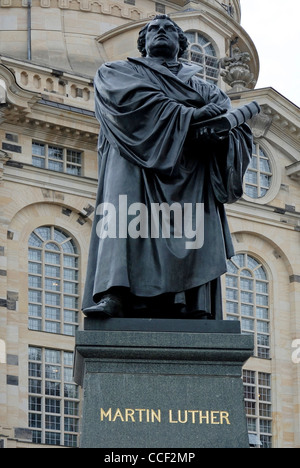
{"left": 241, "top": 0, "right": 300, "bottom": 107}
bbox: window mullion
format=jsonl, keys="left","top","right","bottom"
{"left": 60, "top": 248, "right": 64, "bottom": 335}
{"left": 41, "top": 348, "right": 46, "bottom": 445}
{"left": 45, "top": 144, "right": 49, "bottom": 170}
{"left": 238, "top": 269, "right": 242, "bottom": 322}
{"left": 42, "top": 245, "right": 46, "bottom": 333}
{"left": 253, "top": 276, "right": 257, "bottom": 356}
{"left": 63, "top": 148, "right": 67, "bottom": 173}
{"left": 61, "top": 351, "right": 65, "bottom": 447}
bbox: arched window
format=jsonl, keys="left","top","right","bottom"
{"left": 181, "top": 31, "right": 219, "bottom": 84}
{"left": 244, "top": 142, "right": 273, "bottom": 199}
{"left": 225, "top": 253, "right": 270, "bottom": 359}
{"left": 28, "top": 226, "right": 80, "bottom": 336}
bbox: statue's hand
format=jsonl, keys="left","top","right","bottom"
{"left": 195, "top": 127, "right": 230, "bottom": 142}
{"left": 192, "top": 103, "right": 227, "bottom": 122}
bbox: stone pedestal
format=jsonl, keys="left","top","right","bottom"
{"left": 74, "top": 319, "right": 253, "bottom": 449}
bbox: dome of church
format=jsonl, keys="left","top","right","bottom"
{"left": 0, "top": 0, "right": 255, "bottom": 83}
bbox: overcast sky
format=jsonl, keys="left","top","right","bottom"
{"left": 240, "top": 0, "right": 300, "bottom": 107}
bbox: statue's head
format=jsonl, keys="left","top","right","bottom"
{"left": 137, "top": 15, "right": 189, "bottom": 60}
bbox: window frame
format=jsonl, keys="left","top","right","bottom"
{"left": 224, "top": 253, "right": 271, "bottom": 359}
{"left": 243, "top": 139, "right": 281, "bottom": 205}
{"left": 28, "top": 346, "right": 80, "bottom": 447}
{"left": 28, "top": 226, "right": 80, "bottom": 337}
{"left": 243, "top": 370, "right": 272, "bottom": 448}
{"left": 181, "top": 31, "right": 220, "bottom": 84}
{"left": 32, "top": 141, "right": 83, "bottom": 176}
{"left": 244, "top": 141, "right": 273, "bottom": 200}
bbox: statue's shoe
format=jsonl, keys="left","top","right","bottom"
{"left": 83, "top": 294, "right": 124, "bottom": 318}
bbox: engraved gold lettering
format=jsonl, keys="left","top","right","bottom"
{"left": 188, "top": 410, "right": 198, "bottom": 424}
{"left": 178, "top": 410, "right": 188, "bottom": 424}
{"left": 135, "top": 409, "right": 146, "bottom": 422}
{"left": 199, "top": 411, "right": 210, "bottom": 424}
{"left": 220, "top": 411, "right": 231, "bottom": 425}
{"left": 100, "top": 408, "right": 231, "bottom": 425}
{"left": 169, "top": 410, "right": 178, "bottom": 423}
{"left": 151, "top": 409, "right": 161, "bottom": 423}
{"left": 125, "top": 408, "right": 135, "bottom": 422}
{"left": 211, "top": 411, "right": 220, "bottom": 424}
{"left": 100, "top": 408, "right": 112, "bottom": 421}
{"left": 112, "top": 408, "right": 124, "bottom": 422}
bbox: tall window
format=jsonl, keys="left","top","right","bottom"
{"left": 244, "top": 142, "right": 272, "bottom": 199}
{"left": 225, "top": 253, "right": 270, "bottom": 359}
{"left": 32, "top": 141, "right": 82, "bottom": 176}
{"left": 28, "top": 226, "right": 80, "bottom": 336}
{"left": 181, "top": 31, "right": 219, "bottom": 84}
{"left": 243, "top": 370, "right": 272, "bottom": 448}
{"left": 28, "top": 346, "right": 80, "bottom": 447}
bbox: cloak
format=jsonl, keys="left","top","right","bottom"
{"left": 82, "top": 57, "right": 253, "bottom": 317}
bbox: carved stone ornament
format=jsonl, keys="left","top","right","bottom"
{"left": 0, "top": 82, "right": 7, "bottom": 105}
{"left": 248, "top": 111, "right": 273, "bottom": 139}
{"left": 220, "top": 47, "right": 256, "bottom": 91}
{"left": 0, "top": 150, "right": 12, "bottom": 183}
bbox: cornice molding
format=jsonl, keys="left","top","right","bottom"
{"left": 1, "top": 104, "right": 99, "bottom": 147}
{"left": 0, "top": 149, "right": 12, "bottom": 184}
{"left": 262, "top": 104, "right": 300, "bottom": 153}
{"left": 286, "top": 161, "right": 300, "bottom": 183}
{"left": 0, "top": 82, "right": 6, "bottom": 104}
{"left": 229, "top": 88, "right": 300, "bottom": 147}
{"left": 2, "top": 0, "right": 149, "bottom": 20}
{"left": 0, "top": 62, "right": 40, "bottom": 112}
{"left": 226, "top": 199, "right": 300, "bottom": 234}
{"left": 3, "top": 163, "right": 98, "bottom": 199}
{"left": 0, "top": 60, "right": 98, "bottom": 142}
{"left": 0, "top": 57, "right": 95, "bottom": 112}
{"left": 0, "top": 0, "right": 241, "bottom": 22}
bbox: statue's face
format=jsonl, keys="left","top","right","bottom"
{"left": 145, "top": 18, "right": 180, "bottom": 60}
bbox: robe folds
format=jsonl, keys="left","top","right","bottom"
{"left": 82, "top": 57, "right": 253, "bottom": 318}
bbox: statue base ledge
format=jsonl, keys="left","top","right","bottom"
{"left": 74, "top": 319, "right": 253, "bottom": 448}
{"left": 83, "top": 317, "right": 241, "bottom": 333}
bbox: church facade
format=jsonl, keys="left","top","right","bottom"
{"left": 0, "top": 0, "right": 299, "bottom": 448}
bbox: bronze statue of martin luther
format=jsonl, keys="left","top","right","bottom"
{"left": 82, "top": 15, "right": 253, "bottom": 320}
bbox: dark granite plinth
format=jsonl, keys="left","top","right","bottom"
{"left": 83, "top": 317, "right": 241, "bottom": 333}
{"left": 74, "top": 320, "right": 253, "bottom": 448}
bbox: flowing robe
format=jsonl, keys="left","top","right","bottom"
{"left": 82, "top": 57, "right": 253, "bottom": 318}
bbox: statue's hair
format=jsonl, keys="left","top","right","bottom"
{"left": 137, "top": 15, "right": 189, "bottom": 58}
